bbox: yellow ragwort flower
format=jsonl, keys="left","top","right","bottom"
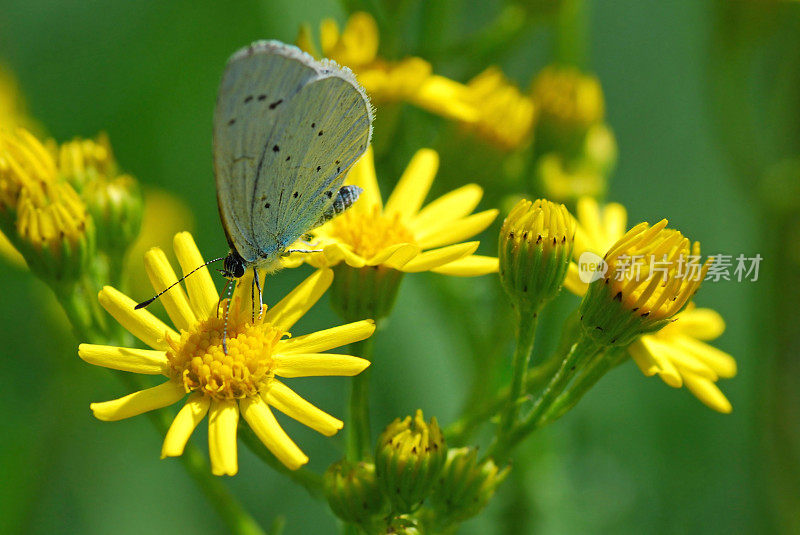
{"left": 458, "top": 67, "right": 536, "bottom": 151}
{"left": 411, "top": 67, "right": 537, "bottom": 150}
{"left": 298, "top": 12, "right": 433, "bottom": 105}
{"left": 80, "top": 232, "right": 375, "bottom": 475}
{"left": 302, "top": 147, "right": 499, "bottom": 276}
{"left": 531, "top": 65, "right": 605, "bottom": 134}
{"left": 568, "top": 197, "right": 736, "bottom": 412}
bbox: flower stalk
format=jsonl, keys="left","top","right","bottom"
{"left": 347, "top": 337, "right": 375, "bottom": 462}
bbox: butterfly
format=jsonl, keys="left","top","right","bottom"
{"left": 136, "top": 40, "right": 373, "bottom": 342}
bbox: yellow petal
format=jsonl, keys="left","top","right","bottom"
{"left": 90, "top": 380, "right": 185, "bottom": 421}
{"left": 601, "top": 203, "right": 627, "bottom": 249}
{"left": 563, "top": 263, "right": 589, "bottom": 296}
{"left": 276, "top": 320, "right": 376, "bottom": 354}
{"left": 265, "top": 381, "right": 343, "bottom": 436}
{"left": 384, "top": 149, "right": 438, "bottom": 220}
{"left": 273, "top": 353, "right": 371, "bottom": 378}
{"left": 78, "top": 344, "right": 168, "bottom": 375}
{"left": 98, "top": 286, "right": 178, "bottom": 351}
{"left": 319, "top": 18, "right": 340, "bottom": 56}
{"left": 673, "top": 307, "right": 726, "bottom": 340}
{"left": 161, "top": 393, "right": 210, "bottom": 458}
{"left": 263, "top": 268, "right": 333, "bottom": 331}
{"left": 347, "top": 147, "right": 382, "bottom": 212}
{"left": 628, "top": 337, "right": 683, "bottom": 387}
{"left": 367, "top": 242, "right": 420, "bottom": 268}
{"left": 208, "top": 399, "right": 239, "bottom": 476}
{"left": 173, "top": 232, "right": 219, "bottom": 321}
{"left": 240, "top": 396, "right": 308, "bottom": 470}
{"left": 144, "top": 247, "right": 196, "bottom": 331}
{"left": 670, "top": 335, "right": 737, "bottom": 378}
{"left": 326, "top": 242, "right": 367, "bottom": 268}
{"left": 411, "top": 76, "right": 479, "bottom": 123}
{"left": 416, "top": 209, "right": 498, "bottom": 249}
{"left": 430, "top": 255, "right": 498, "bottom": 276}
{"left": 682, "top": 372, "right": 733, "bottom": 413}
{"left": 411, "top": 184, "right": 484, "bottom": 231}
{"left": 400, "top": 241, "right": 478, "bottom": 273}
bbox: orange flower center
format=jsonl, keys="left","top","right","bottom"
{"left": 165, "top": 313, "right": 284, "bottom": 400}
{"left": 328, "top": 205, "right": 415, "bottom": 260}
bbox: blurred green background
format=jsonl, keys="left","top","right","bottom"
{"left": 1, "top": 0, "right": 798, "bottom": 533}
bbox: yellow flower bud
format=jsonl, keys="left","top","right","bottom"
{"left": 579, "top": 220, "right": 712, "bottom": 346}
{"left": 429, "top": 447, "right": 509, "bottom": 525}
{"left": 83, "top": 174, "right": 143, "bottom": 257}
{"left": 375, "top": 410, "right": 446, "bottom": 513}
{"left": 324, "top": 460, "right": 388, "bottom": 528}
{"left": 0, "top": 129, "right": 95, "bottom": 284}
{"left": 499, "top": 198, "right": 575, "bottom": 313}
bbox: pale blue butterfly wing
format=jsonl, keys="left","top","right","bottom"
{"left": 214, "top": 40, "right": 372, "bottom": 266}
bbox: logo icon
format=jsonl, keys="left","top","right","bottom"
{"left": 578, "top": 251, "right": 607, "bottom": 283}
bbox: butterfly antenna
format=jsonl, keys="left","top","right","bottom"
{"left": 134, "top": 256, "right": 226, "bottom": 310}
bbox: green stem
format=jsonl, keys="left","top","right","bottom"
{"left": 346, "top": 338, "right": 375, "bottom": 461}
{"left": 238, "top": 424, "right": 324, "bottom": 501}
{"left": 116, "top": 373, "right": 266, "bottom": 535}
{"left": 539, "top": 347, "right": 626, "bottom": 426}
{"left": 496, "top": 306, "right": 539, "bottom": 445}
{"left": 554, "top": 0, "right": 587, "bottom": 67}
{"left": 491, "top": 334, "right": 602, "bottom": 458}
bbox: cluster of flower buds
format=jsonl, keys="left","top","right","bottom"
{"left": 0, "top": 128, "right": 142, "bottom": 287}
{"left": 324, "top": 410, "right": 510, "bottom": 532}
{"left": 530, "top": 65, "right": 617, "bottom": 204}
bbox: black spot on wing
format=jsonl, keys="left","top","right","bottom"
{"left": 244, "top": 95, "right": 253, "bottom": 103}
{"left": 257, "top": 94, "right": 267, "bottom": 101}
{"left": 273, "top": 145, "right": 279, "bottom": 152}
{"left": 269, "top": 99, "right": 283, "bottom": 109}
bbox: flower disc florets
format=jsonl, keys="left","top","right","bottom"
{"left": 165, "top": 303, "right": 284, "bottom": 400}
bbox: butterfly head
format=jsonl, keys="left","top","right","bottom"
{"left": 221, "top": 250, "right": 246, "bottom": 280}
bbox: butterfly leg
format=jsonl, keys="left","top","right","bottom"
{"left": 253, "top": 266, "right": 263, "bottom": 321}
{"left": 221, "top": 279, "right": 234, "bottom": 354}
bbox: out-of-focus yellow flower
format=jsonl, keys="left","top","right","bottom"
{"left": 53, "top": 133, "right": 119, "bottom": 191}
{"left": 0, "top": 128, "right": 94, "bottom": 281}
{"left": 568, "top": 197, "right": 736, "bottom": 412}
{"left": 80, "top": 232, "right": 375, "bottom": 475}
{"left": 531, "top": 65, "right": 605, "bottom": 144}
{"left": 459, "top": 67, "right": 536, "bottom": 151}
{"left": 302, "top": 147, "right": 499, "bottom": 277}
{"left": 298, "top": 12, "right": 432, "bottom": 104}
{"left": 298, "top": 13, "right": 536, "bottom": 151}
{"left": 535, "top": 154, "right": 606, "bottom": 204}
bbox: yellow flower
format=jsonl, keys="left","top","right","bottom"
{"left": 299, "top": 12, "right": 433, "bottom": 105}
{"left": 411, "top": 67, "right": 537, "bottom": 151}
{"left": 628, "top": 304, "right": 737, "bottom": 413}
{"left": 568, "top": 196, "right": 736, "bottom": 412}
{"left": 531, "top": 65, "right": 605, "bottom": 136}
{"left": 302, "top": 147, "right": 499, "bottom": 277}
{"left": 80, "top": 232, "right": 375, "bottom": 475}
{"left": 458, "top": 67, "right": 536, "bottom": 151}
